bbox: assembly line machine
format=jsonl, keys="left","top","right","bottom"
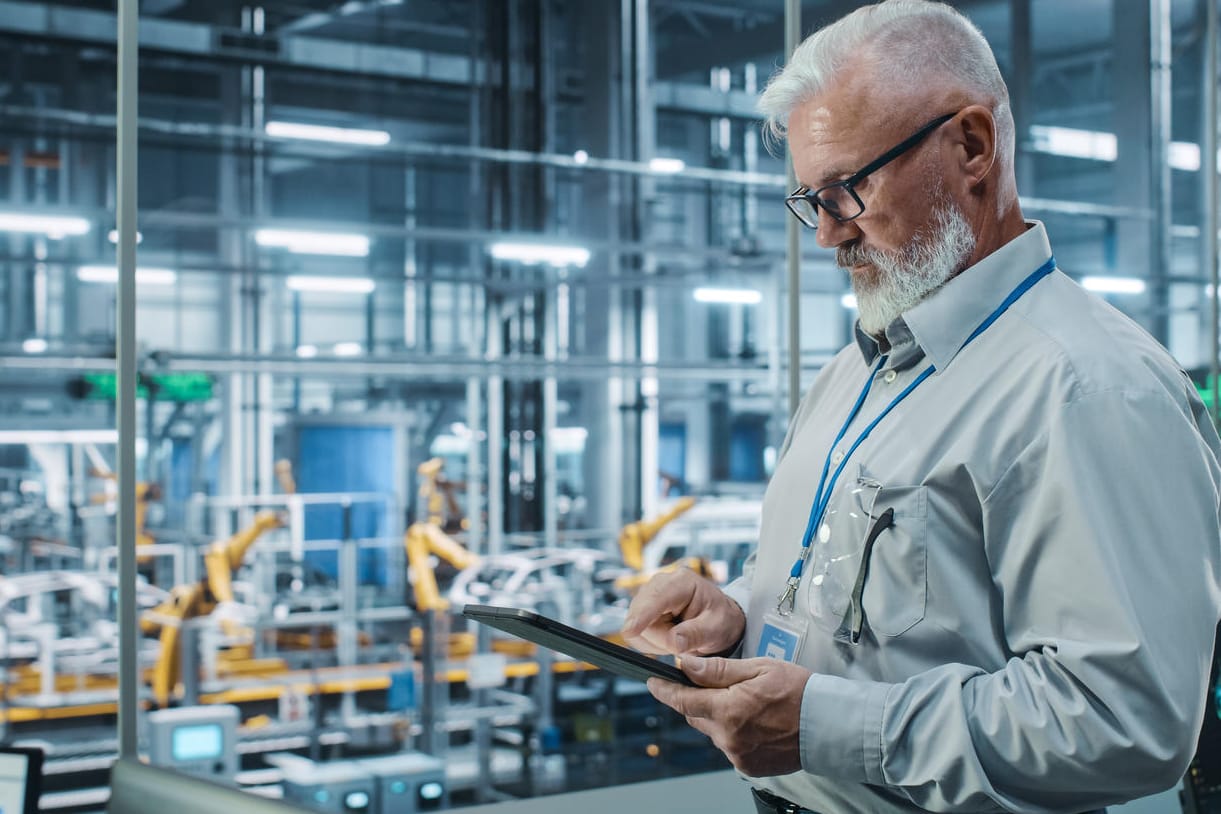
{"left": 0, "top": 464, "right": 758, "bottom": 812}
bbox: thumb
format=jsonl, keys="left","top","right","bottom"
{"left": 680, "top": 655, "right": 763, "bottom": 688}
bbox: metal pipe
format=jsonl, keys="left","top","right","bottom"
{"left": 0, "top": 104, "right": 783, "bottom": 189}
{"left": 785, "top": 0, "right": 801, "bottom": 417}
{"left": 486, "top": 299, "right": 504, "bottom": 556}
{"left": 1151, "top": 0, "right": 1174, "bottom": 344}
{"left": 115, "top": 0, "right": 139, "bottom": 760}
{"left": 1206, "top": 0, "right": 1220, "bottom": 423}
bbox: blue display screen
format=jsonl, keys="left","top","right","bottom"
{"left": 171, "top": 724, "right": 224, "bottom": 762}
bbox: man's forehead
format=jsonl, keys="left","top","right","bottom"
{"left": 788, "top": 93, "right": 882, "bottom": 186}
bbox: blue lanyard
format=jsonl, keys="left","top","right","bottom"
{"left": 776, "top": 256, "right": 1057, "bottom": 615}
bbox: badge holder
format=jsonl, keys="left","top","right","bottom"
{"left": 756, "top": 611, "right": 809, "bottom": 662}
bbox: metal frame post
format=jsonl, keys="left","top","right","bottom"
{"left": 785, "top": 0, "right": 801, "bottom": 416}
{"left": 1205, "top": 0, "right": 1220, "bottom": 423}
{"left": 115, "top": 0, "right": 139, "bottom": 759}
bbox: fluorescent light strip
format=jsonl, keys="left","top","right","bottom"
{"left": 0, "top": 213, "right": 90, "bottom": 237}
{"left": 255, "top": 229, "right": 370, "bottom": 257}
{"left": 108, "top": 230, "right": 144, "bottom": 244}
{"left": 77, "top": 266, "right": 178, "bottom": 286}
{"left": 1029, "top": 125, "right": 1204, "bottom": 171}
{"left": 266, "top": 121, "right": 391, "bottom": 146}
{"left": 489, "top": 242, "right": 591, "bottom": 268}
{"left": 286, "top": 275, "right": 375, "bottom": 294}
{"left": 295, "top": 345, "right": 318, "bottom": 359}
{"left": 649, "top": 157, "right": 686, "bottom": 174}
{"left": 692, "top": 287, "right": 763, "bottom": 305}
{"left": 22, "top": 338, "right": 47, "bottom": 354}
{"left": 0, "top": 430, "right": 118, "bottom": 444}
{"left": 1082, "top": 276, "right": 1146, "bottom": 294}
{"left": 841, "top": 293, "right": 858, "bottom": 309}
{"left": 332, "top": 342, "right": 363, "bottom": 357}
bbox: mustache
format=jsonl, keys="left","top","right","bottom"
{"left": 836, "top": 242, "right": 876, "bottom": 268}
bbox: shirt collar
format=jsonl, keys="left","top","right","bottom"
{"left": 853, "top": 220, "right": 1053, "bottom": 371}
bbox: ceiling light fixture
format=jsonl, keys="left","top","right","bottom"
{"left": 1082, "top": 276, "right": 1147, "bottom": 295}
{"left": 649, "top": 157, "right": 686, "bottom": 174}
{"left": 489, "top": 242, "right": 591, "bottom": 268}
{"left": 265, "top": 121, "right": 391, "bottom": 146}
{"left": 21, "top": 338, "right": 47, "bottom": 354}
{"left": 255, "top": 229, "right": 370, "bottom": 257}
{"left": 77, "top": 266, "right": 177, "bottom": 286}
{"left": 841, "top": 293, "right": 858, "bottom": 309}
{"left": 286, "top": 275, "right": 375, "bottom": 294}
{"left": 332, "top": 342, "right": 363, "bottom": 357}
{"left": 0, "top": 212, "right": 90, "bottom": 238}
{"left": 692, "top": 287, "right": 763, "bottom": 305}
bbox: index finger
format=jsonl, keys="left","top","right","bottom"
{"left": 622, "top": 573, "right": 693, "bottom": 637}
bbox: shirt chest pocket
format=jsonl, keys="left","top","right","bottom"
{"left": 806, "top": 483, "right": 928, "bottom": 638}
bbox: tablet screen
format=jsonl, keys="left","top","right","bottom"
{"left": 462, "top": 604, "right": 694, "bottom": 686}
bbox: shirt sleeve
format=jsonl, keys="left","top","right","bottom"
{"left": 800, "top": 388, "right": 1221, "bottom": 812}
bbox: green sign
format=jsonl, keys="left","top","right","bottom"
{"left": 78, "top": 372, "right": 214, "bottom": 402}
{"left": 1197, "top": 377, "right": 1220, "bottom": 415}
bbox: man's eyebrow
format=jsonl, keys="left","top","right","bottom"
{"left": 814, "top": 167, "right": 855, "bottom": 187}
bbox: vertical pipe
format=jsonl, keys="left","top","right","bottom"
{"left": 1150, "top": 0, "right": 1173, "bottom": 344}
{"left": 115, "top": 0, "right": 139, "bottom": 760}
{"left": 785, "top": 0, "right": 802, "bottom": 417}
{"left": 487, "top": 299, "right": 504, "bottom": 556}
{"left": 634, "top": 0, "right": 660, "bottom": 519}
{"left": 1206, "top": 0, "right": 1220, "bottom": 423}
{"left": 542, "top": 287, "right": 559, "bottom": 549}
{"left": 1011, "top": 0, "right": 1035, "bottom": 196}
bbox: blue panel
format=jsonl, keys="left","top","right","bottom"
{"left": 296, "top": 426, "right": 395, "bottom": 583}
{"left": 729, "top": 420, "right": 765, "bottom": 482}
{"left": 658, "top": 422, "right": 687, "bottom": 493}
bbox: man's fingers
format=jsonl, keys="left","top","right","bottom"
{"left": 681, "top": 655, "right": 766, "bottom": 688}
{"left": 646, "top": 677, "right": 722, "bottom": 719}
{"left": 623, "top": 574, "right": 691, "bottom": 637}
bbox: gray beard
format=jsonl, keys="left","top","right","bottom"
{"left": 838, "top": 201, "right": 977, "bottom": 337}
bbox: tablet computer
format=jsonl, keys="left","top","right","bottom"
{"left": 462, "top": 604, "right": 694, "bottom": 686}
{"left": 0, "top": 745, "right": 43, "bottom": 814}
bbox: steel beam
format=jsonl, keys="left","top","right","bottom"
{"left": 785, "top": 0, "right": 801, "bottom": 417}
{"left": 1206, "top": 0, "right": 1220, "bottom": 422}
{"left": 115, "top": 0, "right": 139, "bottom": 761}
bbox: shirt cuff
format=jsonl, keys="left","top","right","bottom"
{"left": 722, "top": 577, "right": 750, "bottom": 615}
{"left": 801, "top": 672, "right": 893, "bottom": 786}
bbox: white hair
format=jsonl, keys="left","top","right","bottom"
{"left": 758, "top": 0, "right": 1015, "bottom": 194}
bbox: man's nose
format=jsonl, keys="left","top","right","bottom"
{"left": 814, "top": 209, "right": 861, "bottom": 250}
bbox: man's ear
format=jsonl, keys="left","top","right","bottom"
{"left": 951, "top": 105, "right": 998, "bottom": 192}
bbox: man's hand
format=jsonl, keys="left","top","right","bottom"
{"left": 648, "top": 655, "right": 810, "bottom": 777}
{"left": 621, "top": 569, "right": 745, "bottom": 657}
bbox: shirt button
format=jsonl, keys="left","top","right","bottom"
{"left": 883, "top": 370, "right": 898, "bottom": 384}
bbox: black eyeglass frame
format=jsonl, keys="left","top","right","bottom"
{"left": 785, "top": 111, "right": 958, "bottom": 229}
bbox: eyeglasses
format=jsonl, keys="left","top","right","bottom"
{"left": 785, "top": 112, "right": 958, "bottom": 229}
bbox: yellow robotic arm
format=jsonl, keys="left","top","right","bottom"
{"left": 204, "top": 510, "right": 285, "bottom": 612}
{"left": 405, "top": 523, "right": 479, "bottom": 612}
{"left": 618, "top": 496, "right": 696, "bottom": 572}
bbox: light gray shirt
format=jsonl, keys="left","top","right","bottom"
{"left": 724, "top": 222, "right": 1221, "bottom": 813}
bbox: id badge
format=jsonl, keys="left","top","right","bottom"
{"left": 756, "top": 611, "right": 808, "bottom": 662}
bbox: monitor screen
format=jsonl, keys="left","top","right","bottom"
{"left": 0, "top": 751, "right": 29, "bottom": 814}
{"left": 171, "top": 724, "right": 224, "bottom": 762}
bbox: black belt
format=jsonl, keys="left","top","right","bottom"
{"left": 752, "top": 788, "right": 1107, "bottom": 814}
{"left": 752, "top": 788, "right": 818, "bottom": 814}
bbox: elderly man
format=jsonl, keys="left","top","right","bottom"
{"left": 622, "top": 2, "right": 1221, "bottom": 813}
